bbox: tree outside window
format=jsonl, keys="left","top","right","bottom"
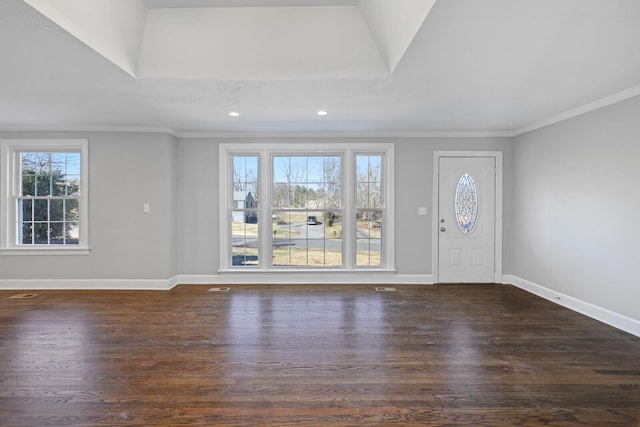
{"left": 18, "top": 152, "right": 81, "bottom": 245}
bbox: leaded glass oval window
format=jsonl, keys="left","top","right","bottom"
{"left": 455, "top": 173, "right": 478, "bottom": 234}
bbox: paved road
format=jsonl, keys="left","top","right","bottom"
{"left": 233, "top": 222, "right": 380, "bottom": 252}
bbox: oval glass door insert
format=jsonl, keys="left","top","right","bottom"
{"left": 455, "top": 173, "right": 478, "bottom": 234}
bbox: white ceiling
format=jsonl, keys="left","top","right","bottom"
{"left": 142, "top": 0, "right": 358, "bottom": 7}
{"left": 1, "top": 0, "right": 640, "bottom": 136}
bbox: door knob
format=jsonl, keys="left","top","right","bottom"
{"left": 440, "top": 227, "right": 446, "bottom": 232}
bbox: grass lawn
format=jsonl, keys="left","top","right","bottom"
{"left": 235, "top": 247, "right": 381, "bottom": 267}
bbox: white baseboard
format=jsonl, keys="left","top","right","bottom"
{"left": 0, "top": 273, "right": 433, "bottom": 291}
{"left": 176, "top": 273, "right": 434, "bottom": 285}
{"left": 504, "top": 274, "right": 640, "bottom": 338}
{"left": 0, "top": 278, "right": 174, "bottom": 291}
{"left": 5, "top": 274, "right": 636, "bottom": 337}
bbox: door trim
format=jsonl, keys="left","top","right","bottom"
{"left": 432, "top": 151, "right": 503, "bottom": 283}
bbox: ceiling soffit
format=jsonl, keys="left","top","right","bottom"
{"left": 22, "top": 0, "right": 435, "bottom": 79}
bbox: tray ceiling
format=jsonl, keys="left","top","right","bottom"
{"left": 2, "top": 0, "right": 639, "bottom": 135}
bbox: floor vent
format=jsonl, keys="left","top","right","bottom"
{"left": 375, "top": 287, "right": 397, "bottom": 292}
{"left": 208, "top": 287, "right": 230, "bottom": 292}
{"left": 8, "top": 293, "right": 39, "bottom": 299}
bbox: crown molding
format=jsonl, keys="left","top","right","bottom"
{"left": 0, "top": 127, "right": 514, "bottom": 139}
{"left": 173, "top": 130, "right": 515, "bottom": 139}
{"left": 0, "top": 125, "right": 179, "bottom": 136}
{"left": 514, "top": 84, "right": 640, "bottom": 136}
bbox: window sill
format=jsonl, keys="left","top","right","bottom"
{"left": 1, "top": 247, "right": 91, "bottom": 256}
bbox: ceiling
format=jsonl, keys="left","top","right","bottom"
{"left": 1, "top": 0, "right": 639, "bottom": 136}
{"left": 142, "top": 0, "right": 359, "bottom": 7}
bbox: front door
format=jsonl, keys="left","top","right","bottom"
{"left": 437, "top": 156, "right": 496, "bottom": 283}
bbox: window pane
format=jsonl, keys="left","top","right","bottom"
{"left": 66, "top": 153, "right": 81, "bottom": 176}
{"left": 272, "top": 210, "right": 342, "bottom": 267}
{"left": 31, "top": 153, "right": 51, "bottom": 174}
{"left": 33, "top": 223, "right": 49, "bottom": 244}
{"left": 231, "top": 155, "right": 259, "bottom": 266}
{"left": 65, "top": 199, "right": 79, "bottom": 222}
{"left": 20, "top": 153, "right": 36, "bottom": 171}
{"left": 50, "top": 153, "right": 67, "bottom": 171}
{"left": 231, "top": 211, "right": 258, "bottom": 266}
{"left": 64, "top": 175, "right": 81, "bottom": 196}
{"left": 19, "top": 223, "right": 33, "bottom": 245}
{"left": 49, "top": 153, "right": 66, "bottom": 196}
{"left": 19, "top": 199, "right": 33, "bottom": 221}
{"left": 35, "top": 174, "right": 51, "bottom": 197}
{"left": 63, "top": 153, "right": 82, "bottom": 196}
{"left": 33, "top": 199, "right": 48, "bottom": 221}
{"left": 50, "top": 199, "right": 64, "bottom": 221}
{"left": 272, "top": 156, "right": 342, "bottom": 209}
{"left": 232, "top": 156, "right": 258, "bottom": 208}
{"left": 50, "top": 222, "right": 65, "bottom": 244}
{"left": 356, "top": 155, "right": 383, "bottom": 209}
{"left": 356, "top": 210, "right": 383, "bottom": 267}
{"left": 20, "top": 164, "right": 36, "bottom": 196}
{"left": 67, "top": 222, "right": 80, "bottom": 243}
{"left": 455, "top": 173, "right": 479, "bottom": 234}
{"left": 272, "top": 156, "right": 305, "bottom": 208}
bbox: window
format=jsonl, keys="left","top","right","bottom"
{"left": 220, "top": 143, "right": 394, "bottom": 271}
{"left": 272, "top": 155, "right": 343, "bottom": 267}
{"left": 1, "top": 139, "right": 89, "bottom": 254}
{"left": 455, "top": 172, "right": 478, "bottom": 234}
{"left": 231, "top": 155, "right": 259, "bottom": 266}
{"left": 356, "top": 154, "right": 383, "bottom": 266}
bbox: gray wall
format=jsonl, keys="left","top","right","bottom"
{"left": 176, "top": 137, "right": 220, "bottom": 275}
{"left": 0, "top": 132, "right": 512, "bottom": 281}
{"left": 0, "top": 132, "right": 178, "bottom": 280}
{"left": 2, "top": 104, "right": 638, "bottom": 325}
{"left": 177, "top": 136, "right": 513, "bottom": 276}
{"left": 511, "top": 96, "right": 640, "bottom": 320}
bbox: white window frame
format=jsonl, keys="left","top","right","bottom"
{"left": 1, "top": 139, "right": 90, "bottom": 255}
{"left": 219, "top": 142, "right": 394, "bottom": 272}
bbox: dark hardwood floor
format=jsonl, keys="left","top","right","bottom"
{"left": 1, "top": 284, "right": 639, "bottom": 426}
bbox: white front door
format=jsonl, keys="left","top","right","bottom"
{"left": 437, "top": 156, "right": 496, "bottom": 283}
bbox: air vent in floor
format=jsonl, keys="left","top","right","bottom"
{"left": 375, "top": 287, "right": 397, "bottom": 292}
{"left": 208, "top": 287, "right": 230, "bottom": 292}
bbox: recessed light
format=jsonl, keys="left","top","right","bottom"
{"left": 316, "top": 110, "right": 328, "bottom": 116}
{"left": 228, "top": 111, "right": 240, "bottom": 117}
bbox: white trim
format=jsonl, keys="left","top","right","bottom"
{"left": 514, "top": 85, "right": 640, "bottom": 136}
{"left": 0, "top": 125, "right": 179, "bottom": 136}
{"left": 219, "top": 142, "right": 395, "bottom": 272}
{"left": 1, "top": 247, "right": 91, "bottom": 256}
{"left": 380, "top": 146, "right": 395, "bottom": 268}
{"left": 0, "top": 274, "right": 433, "bottom": 291}
{"left": 177, "top": 130, "right": 515, "bottom": 139}
{"left": 432, "top": 151, "right": 503, "bottom": 284}
{"left": 0, "top": 138, "right": 89, "bottom": 252}
{"left": 504, "top": 275, "right": 640, "bottom": 338}
{"left": 177, "top": 273, "right": 433, "bottom": 285}
{"left": 0, "top": 278, "right": 175, "bottom": 291}
{"left": 0, "top": 127, "right": 513, "bottom": 139}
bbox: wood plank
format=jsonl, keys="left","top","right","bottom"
{"left": 0, "top": 284, "right": 639, "bottom": 426}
